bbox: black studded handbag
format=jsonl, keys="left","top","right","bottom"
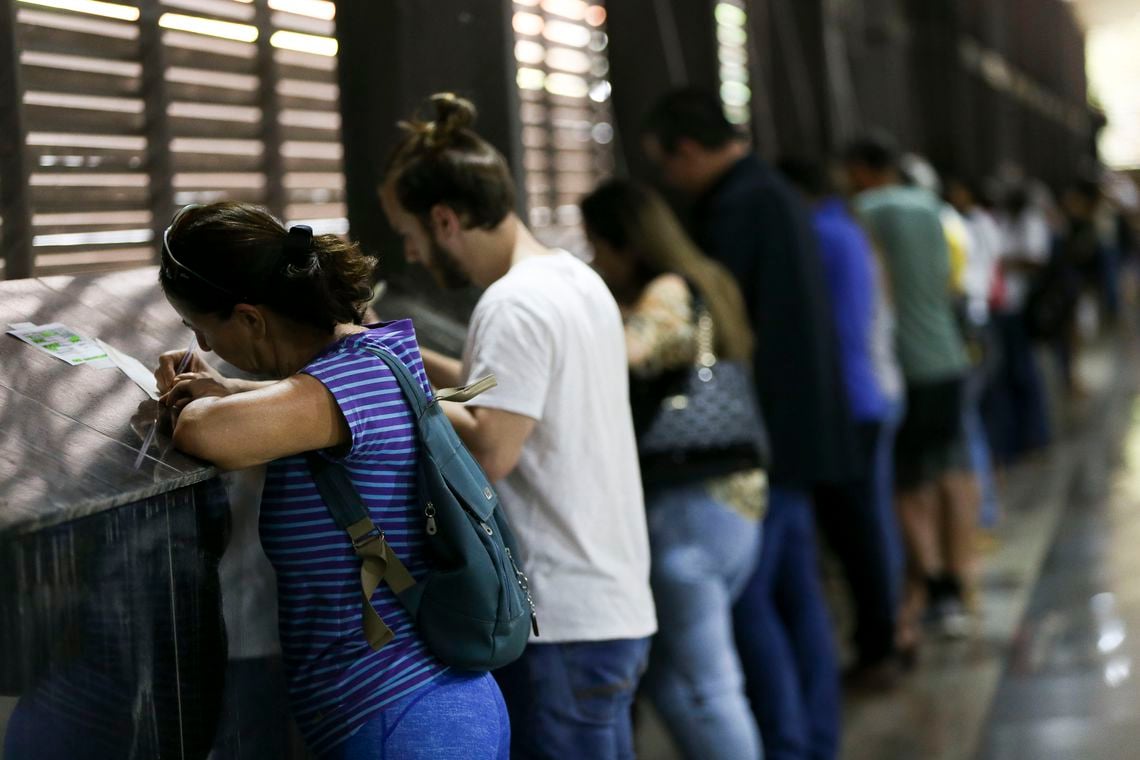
{"left": 638, "top": 303, "right": 769, "bottom": 464}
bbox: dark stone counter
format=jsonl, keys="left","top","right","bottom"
{"left": 0, "top": 268, "right": 216, "bottom": 535}
{"left": 0, "top": 269, "right": 292, "bottom": 759}
{"left": 0, "top": 269, "right": 471, "bottom": 759}
{"left": 0, "top": 480, "right": 231, "bottom": 759}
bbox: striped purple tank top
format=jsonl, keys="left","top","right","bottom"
{"left": 260, "top": 320, "right": 447, "bottom": 753}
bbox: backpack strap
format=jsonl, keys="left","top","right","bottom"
{"left": 359, "top": 346, "right": 497, "bottom": 410}
{"left": 306, "top": 453, "right": 416, "bottom": 650}
{"left": 305, "top": 346, "right": 496, "bottom": 651}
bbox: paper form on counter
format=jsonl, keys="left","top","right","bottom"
{"left": 6, "top": 322, "right": 115, "bottom": 368}
{"left": 95, "top": 339, "right": 161, "bottom": 400}
{"left": 6, "top": 323, "right": 162, "bottom": 399}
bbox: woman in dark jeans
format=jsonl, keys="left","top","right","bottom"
{"left": 581, "top": 180, "right": 765, "bottom": 760}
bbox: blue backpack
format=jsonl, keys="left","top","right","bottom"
{"left": 306, "top": 346, "right": 537, "bottom": 671}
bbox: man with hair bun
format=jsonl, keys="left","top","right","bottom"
{"left": 381, "top": 93, "right": 657, "bottom": 760}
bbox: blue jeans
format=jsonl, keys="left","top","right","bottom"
{"left": 324, "top": 671, "right": 509, "bottom": 759}
{"left": 814, "top": 421, "right": 898, "bottom": 667}
{"left": 876, "top": 397, "right": 906, "bottom": 608}
{"left": 493, "top": 638, "right": 650, "bottom": 760}
{"left": 641, "top": 483, "right": 763, "bottom": 760}
{"left": 963, "top": 356, "right": 1000, "bottom": 528}
{"left": 733, "top": 487, "right": 840, "bottom": 760}
{"left": 983, "top": 312, "right": 1050, "bottom": 463}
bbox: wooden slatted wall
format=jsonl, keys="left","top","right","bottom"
{"left": 512, "top": 0, "right": 614, "bottom": 255}
{"left": 1, "top": 0, "right": 346, "bottom": 279}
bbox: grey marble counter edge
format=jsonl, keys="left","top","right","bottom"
{"left": 0, "top": 275, "right": 467, "bottom": 538}
{"left": 3, "top": 466, "right": 219, "bottom": 537}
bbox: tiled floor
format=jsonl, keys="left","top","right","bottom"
{"left": 839, "top": 340, "right": 1138, "bottom": 760}
{"left": 977, "top": 378, "right": 1140, "bottom": 758}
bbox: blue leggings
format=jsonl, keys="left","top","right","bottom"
{"left": 323, "top": 671, "right": 510, "bottom": 760}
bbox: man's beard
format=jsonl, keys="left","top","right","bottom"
{"left": 429, "top": 238, "right": 472, "bottom": 290}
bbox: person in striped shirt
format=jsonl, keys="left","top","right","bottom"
{"left": 155, "top": 201, "right": 509, "bottom": 758}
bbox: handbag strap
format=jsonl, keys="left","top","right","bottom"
{"left": 694, "top": 301, "right": 718, "bottom": 372}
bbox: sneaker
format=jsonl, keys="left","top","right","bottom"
{"left": 922, "top": 576, "right": 950, "bottom": 627}
{"left": 923, "top": 575, "right": 973, "bottom": 638}
{"left": 935, "top": 597, "right": 971, "bottom": 639}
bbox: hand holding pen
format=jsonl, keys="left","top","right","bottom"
{"left": 158, "top": 337, "right": 236, "bottom": 411}
{"left": 136, "top": 335, "right": 198, "bottom": 468}
{"left": 155, "top": 337, "right": 215, "bottom": 394}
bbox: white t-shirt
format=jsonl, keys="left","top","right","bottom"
{"left": 963, "top": 208, "right": 1003, "bottom": 325}
{"left": 462, "top": 251, "right": 657, "bottom": 643}
{"left": 999, "top": 209, "right": 1052, "bottom": 312}
{"left": 868, "top": 256, "right": 903, "bottom": 403}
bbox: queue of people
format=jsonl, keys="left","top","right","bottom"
{"left": 151, "top": 89, "right": 1132, "bottom": 759}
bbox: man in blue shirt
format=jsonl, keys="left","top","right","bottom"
{"left": 779, "top": 157, "right": 904, "bottom": 688}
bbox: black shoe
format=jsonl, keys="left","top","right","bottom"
{"left": 843, "top": 656, "right": 903, "bottom": 693}
{"left": 924, "top": 574, "right": 971, "bottom": 638}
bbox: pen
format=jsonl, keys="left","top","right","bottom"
{"left": 134, "top": 335, "right": 198, "bottom": 469}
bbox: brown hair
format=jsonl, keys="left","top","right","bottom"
{"left": 384, "top": 93, "right": 516, "bottom": 230}
{"left": 160, "top": 202, "right": 375, "bottom": 332}
{"left": 643, "top": 87, "right": 742, "bottom": 153}
{"left": 580, "top": 180, "right": 754, "bottom": 362}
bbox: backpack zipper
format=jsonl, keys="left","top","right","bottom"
{"left": 505, "top": 546, "right": 540, "bottom": 636}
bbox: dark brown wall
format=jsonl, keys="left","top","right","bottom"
{"left": 333, "top": 0, "right": 1095, "bottom": 263}
{"left": 334, "top": 0, "right": 522, "bottom": 297}
{"left": 606, "top": 0, "right": 720, "bottom": 178}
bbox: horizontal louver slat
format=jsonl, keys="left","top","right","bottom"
{"left": 512, "top": 0, "right": 612, "bottom": 255}
{"left": 6, "top": 0, "right": 347, "bottom": 278}
{"left": 34, "top": 246, "right": 156, "bottom": 275}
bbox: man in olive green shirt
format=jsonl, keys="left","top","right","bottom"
{"left": 843, "top": 135, "right": 979, "bottom": 650}
{"left": 853, "top": 187, "right": 968, "bottom": 382}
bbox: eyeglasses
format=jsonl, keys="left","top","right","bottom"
{"left": 160, "top": 204, "right": 249, "bottom": 302}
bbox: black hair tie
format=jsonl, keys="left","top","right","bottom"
{"left": 284, "top": 224, "right": 313, "bottom": 261}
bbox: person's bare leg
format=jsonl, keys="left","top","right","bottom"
{"left": 895, "top": 483, "right": 940, "bottom": 660}
{"left": 940, "top": 469, "right": 981, "bottom": 606}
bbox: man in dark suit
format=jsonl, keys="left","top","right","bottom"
{"left": 643, "top": 88, "right": 856, "bottom": 760}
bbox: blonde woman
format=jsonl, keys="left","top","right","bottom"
{"left": 581, "top": 180, "right": 766, "bottom": 760}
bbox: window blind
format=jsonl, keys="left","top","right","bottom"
{"left": 716, "top": 0, "right": 751, "bottom": 126}
{"left": 512, "top": 0, "right": 613, "bottom": 254}
{"left": 5, "top": 0, "right": 346, "bottom": 278}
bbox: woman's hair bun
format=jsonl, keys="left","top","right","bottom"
{"left": 160, "top": 201, "right": 376, "bottom": 332}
